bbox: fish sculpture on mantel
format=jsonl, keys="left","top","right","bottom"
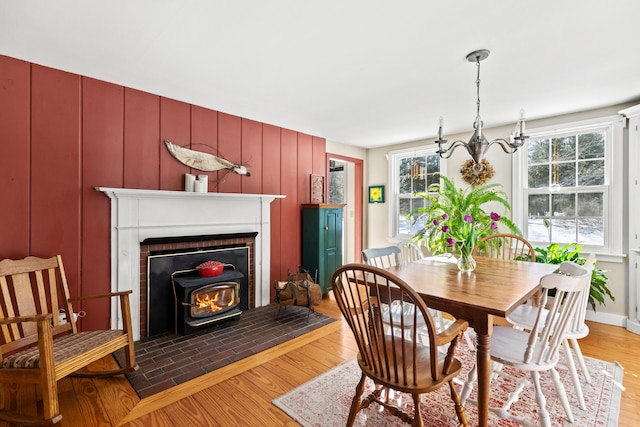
{"left": 164, "top": 140, "right": 250, "bottom": 176}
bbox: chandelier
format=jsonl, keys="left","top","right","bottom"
{"left": 435, "top": 49, "right": 528, "bottom": 172}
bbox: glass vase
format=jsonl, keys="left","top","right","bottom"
{"left": 457, "top": 249, "right": 476, "bottom": 272}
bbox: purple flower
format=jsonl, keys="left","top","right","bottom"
{"left": 432, "top": 218, "right": 440, "bottom": 226}
{"left": 490, "top": 222, "right": 498, "bottom": 230}
{"left": 446, "top": 237, "right": 456, "bottom": 247}
{"left": 441, "top": 225, "right": 450, "bottom": 233}
{"left": 464, "top": 215, "right": 473, "bottom": 223}
{"left": 490, "top": 212, "right": 501, "bottom": 221}
{"left": 442, "top": 213, "right": 449, "bottom": 220}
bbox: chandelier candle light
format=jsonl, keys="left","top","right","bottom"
{"left": 435, "top": 49, "right": 529, "bottom": 172}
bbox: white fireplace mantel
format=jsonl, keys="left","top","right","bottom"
{"left": 97, "top": 187, "right": 284, "bottom": 340}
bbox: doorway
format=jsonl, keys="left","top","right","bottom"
{"left": 326, "top": 153, "right": 363, "bottom": 263}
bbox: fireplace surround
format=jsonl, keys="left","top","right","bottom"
{"left": 147, "top": 244, "right": 250, "bottom": 336}
{"left": 97, "top": 188, "right": 284, "bottom": 341}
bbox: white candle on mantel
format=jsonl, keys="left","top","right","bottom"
{"left": 194, "top": 180, "right": 205, "bottom": 193}
{"left": 197, "top": 175, "right": 208, "bottom": 192}
{"left": 184, "top": 173, "right": 196, "bottom": 192}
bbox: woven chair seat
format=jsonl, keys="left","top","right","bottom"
{"left": 2, "top": 329, "right": 125, "bottom": 369}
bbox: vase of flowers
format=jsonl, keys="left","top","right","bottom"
{"left": 449, "top": 213, "right": 483, "bottom": 272}
{"left": 409, "top": 176, "right": 521, "bottom": 271}
{"left": 457, "top": 248, "right": 476, "bottom": 272}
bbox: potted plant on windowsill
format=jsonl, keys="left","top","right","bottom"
{"left": 408, "top": 176, "right": 521, "bottom": 271}
{"left": 534, "top": 242, "right": 614, "bottom": 311}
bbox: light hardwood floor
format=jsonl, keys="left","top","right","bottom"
{"left": 3, "top": 294, "right": 637, "bottom": 426}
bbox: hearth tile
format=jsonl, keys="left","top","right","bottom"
{"left": 117, "top": 304, "right": 336, "bottom": 399}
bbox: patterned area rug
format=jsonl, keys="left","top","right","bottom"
{"left": 273, "top": 345, "right": 623, "bottom": 426}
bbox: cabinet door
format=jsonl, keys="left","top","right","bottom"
{"left": 321, "top": 208, "right": 343, "bottom": 292}
{"left": 301, "top": 205, "right": 344, "bottom": 294}
{"left": 324, "top": 208, "right": 342, "bottom": 258}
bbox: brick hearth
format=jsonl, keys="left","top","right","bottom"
{"left": 119, "top": 303, "right": 335, "bottom": 399}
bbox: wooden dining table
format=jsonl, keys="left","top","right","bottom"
{"left": 384, "top": 255, "right": 558, "bottom": 426}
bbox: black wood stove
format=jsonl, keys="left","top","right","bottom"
{"left": 172, "top": 268, "right": 247, "bottom": 335}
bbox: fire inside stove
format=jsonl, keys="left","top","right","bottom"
{"left": 191, "top": 282, "right": 239, "bottom": 318}
{"left": 172, "top": 267, "right": 246, "bottom": 335}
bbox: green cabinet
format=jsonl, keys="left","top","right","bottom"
{"left": 301, "top": 204, "right": 345, "bottom": 294}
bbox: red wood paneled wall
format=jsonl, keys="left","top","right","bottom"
{"left": 0, "top": 55, "right": 326, "bottom": 330}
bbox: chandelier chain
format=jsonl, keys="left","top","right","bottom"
{"left": 475, "top": 57, "right": 481, "bottom": 123}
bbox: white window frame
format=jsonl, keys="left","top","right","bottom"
{"left": 511, "top": 115, "right": 625, "bottom": 262}
{"left": 387, "top": 146, "right": 446, "bottom": 241}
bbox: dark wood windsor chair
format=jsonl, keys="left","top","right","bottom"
{"left": 331, "top": 263, "right": 469, "bottom": 426}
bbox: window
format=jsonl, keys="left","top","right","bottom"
{"left": 513, "top": 116, "right": 624, "bottom": 255}
{"left": 388, "top": 147, "right": 444, "bottom": 239}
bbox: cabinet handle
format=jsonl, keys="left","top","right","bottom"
{"left": 324, "top": 226, "right": 329, "bottom": 231}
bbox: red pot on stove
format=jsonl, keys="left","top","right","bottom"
{"left": 196, "top": 260, "right": 225, "bottom": 277}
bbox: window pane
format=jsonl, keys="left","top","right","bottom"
{"left": 398, "top": 217, "right": 411, "bottom": 235}
{"left": 578, "top": 218, "right": 604, "bottom": 245}
{"left": 578, "top": 159, "right": 604, "bottom": 186}
{"left": 414, "top": 156, "right": 426, "bottom": 177}
{"left": 399, "top": 198, "right": 411, "bottom": 216}
{"left": 399, "top": 176, "right": 412, "bottom": 194}
{"left": 527, "top": 218, "right": 550, "bottom": 243}
{"left": 578, "top": 132, "right": 605, "bottom": 160}
{"left": 426, "top": 172, "right": 439, "bottom": 188}
{"left": 528, "top": 139, "right": 549, "bottom": 164}
{"left": 555, "top": 136, "right": 576, "bottom": 161}
{"left": 577, "top": 192, "right": 603, "bottom": 216}
{"left": 399, "top": 197, "right": 428, "bottom": 235}
{"left": 552, "top": 218, "right": 577, "bottom": 243}
{"left": 398, "top": 198, "right": 412, "bottom": 234}
{"left": 414, "top": 197, "right": 428, "bottom": 212}
{"left": 528, "top": 164, "right": 549, "bottom": 188}
{"left": 528, "top": 194, "right": 549, "bottom": 216}
{"left": 426, "top": 155, "right": 439, "bottom": 173}
{"left": 412, "top": 176, "right": 426, "bottom": 193}
{"left": 399, "top": 158, "right": 411, "bottom": 176}
{"left": 556, "top": 162, "right": 576, "bottom": 187}
{"left": 552, "top": 193, "right": 575, "bottom": 216}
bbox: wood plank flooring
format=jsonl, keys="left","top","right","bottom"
{"left": 3, "top": 294, "right": 637, "bottom": 426}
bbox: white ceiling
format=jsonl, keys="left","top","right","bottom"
{"left": 2, "top": 1, "right": 639, "bottom": 148}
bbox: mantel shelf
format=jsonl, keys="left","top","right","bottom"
{"left": 96, "top": 187, "right": 285, "bottom": 202}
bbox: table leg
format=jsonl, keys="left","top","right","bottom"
{"left": 474, "top": 316, "right": 493, "bottom": 427}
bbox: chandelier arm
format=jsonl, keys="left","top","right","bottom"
{"left": 436, "top": 139, "right": 472, "bottom": 159}
{"left": 487, "top": 138, "right": 521, "bottom": 154}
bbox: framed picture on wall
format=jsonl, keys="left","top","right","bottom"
{"left": 368, "top": 185, "right": 384, "bottom": 203}
{"left": 310, "top": 174, "right": 325, "bottom": 203}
